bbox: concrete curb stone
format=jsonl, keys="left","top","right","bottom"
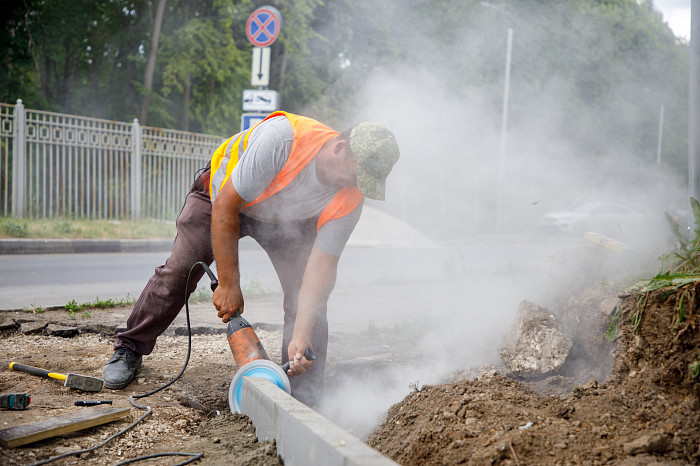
{"left": 0, "top": 237, "right": 273, "bottom": 255}
{"left": 241, "top": 377, "right": 398, "bottom": 466}
{"left": 0, "top": 239, "right": 174, "bottom": 254}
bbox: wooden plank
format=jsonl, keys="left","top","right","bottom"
{"left": 583, "top": 231, "right": 634, "bottom": 254}
{"left": 0, "top": 405, "right": 131, "bottom": 448}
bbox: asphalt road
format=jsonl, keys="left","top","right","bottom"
{"left": 0, "top": 234, "right": 578, "bottom": 315}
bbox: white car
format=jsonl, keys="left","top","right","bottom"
{"left": 540, "top": 202, "right": 644, "bottom": 235}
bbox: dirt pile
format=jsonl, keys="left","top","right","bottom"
{"left": 368, "top": 284, "right": 700, "bottom": 465}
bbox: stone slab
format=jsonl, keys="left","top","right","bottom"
{"left": 241, "top": 377, "right": 397, "bottom": 466}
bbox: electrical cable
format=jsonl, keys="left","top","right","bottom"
{"left": 29, "top": 262, "right": 211, "bottom": 466}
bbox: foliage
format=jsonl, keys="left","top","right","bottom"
{"left": 605, "top": 307, "right": 619, "bottom": 342}
{"left": 0, "top": 218, "right": 30, "bottom": 238}
{"left": 158, "top": 0, "right": 252, "bottom": 133}
{"left": 661, "top": 197, "right": 700, "bottom": 274}
{"left": 64, "top": 295, "right": 135, "bottom": 319}
{"left": 0, "top": 217, "right": 175, "bottom": 239}
{"left": 632, "top": 293, "right": 646, "bottom": 334}
{"left": 0, "top": 0, "right": 689, "bottom": 167}
{"left": 90, "top": 296, "right": 135, "bottom": 308}
{"left": 241, "top": 275, "right": 270, "bottom": 296}
{"left": 691, "top": 355, "right": 700, "bottom": 379}
{"left": 188, "top": 286, "right": 213, "bottom": 304}
{"left": 64, "top": 299, "right": 86, "bottom": 313}
{"left": 23, "top": 303, "right": 44, "bottom": 314}
{"left": 631, "top": 197, "right": 700, "bottom": 334}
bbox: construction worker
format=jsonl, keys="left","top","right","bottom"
{"left": 102, "top": 111, "right": 400, "bottom": 406}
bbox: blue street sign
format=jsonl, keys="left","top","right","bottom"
{"left": 246, "top": 6, "right": 282, "bottom": 47}
{"left": 241, "top": 113, "right": 268, "bottom": 131}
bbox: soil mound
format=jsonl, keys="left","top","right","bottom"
{"left": 368, "top": 283, "right": 700, "bottom": 465}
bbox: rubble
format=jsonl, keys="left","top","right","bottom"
{"left": 499, "top": 301, "right": 572, "bottom": 378}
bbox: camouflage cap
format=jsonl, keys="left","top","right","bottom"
{"left": 349, "top": 122, "right": 400, "bottom": 200}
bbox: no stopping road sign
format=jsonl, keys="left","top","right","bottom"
{"left": 246, "top": 6, "right": 282, "bottom": 47}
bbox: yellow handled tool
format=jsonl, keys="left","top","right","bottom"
{"left": 9, "top": 362, "right": 103, "bottom": 392}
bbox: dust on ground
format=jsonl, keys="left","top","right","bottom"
{"left": 2, "top": 278, "right": 700, "bottom": 464}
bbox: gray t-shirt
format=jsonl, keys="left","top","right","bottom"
{"left": 230, "top": 116, "right": 362, "bottom": 256}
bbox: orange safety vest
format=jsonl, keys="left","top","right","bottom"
{"left": 209, "top": 111, "right": 362, "bottom": 231}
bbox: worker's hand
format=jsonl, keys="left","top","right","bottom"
{"left": 286, "top": 340, "right": 314, "bottom": 377}
{"left": 212, "top": 284, "right": 244, "bottom": 323}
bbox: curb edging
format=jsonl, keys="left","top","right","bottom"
{"left": 241, "top": 377, "right": 398, "bottom": 466}
{"left": 0, "top": 239, "right": 173, "bottom": 254}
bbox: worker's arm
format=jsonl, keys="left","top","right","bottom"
{"left": 286, "top": 245, "right": 340, "bottom": 376}
{"left": 211, "top": 180, "right": 248, "bottom": 323}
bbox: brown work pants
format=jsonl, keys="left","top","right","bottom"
{"left": 114, "top": 174, "right": 328, "bottom": 406}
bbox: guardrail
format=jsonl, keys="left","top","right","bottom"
{"left": 0, "top": 100, "right": 223, "bottom": 220}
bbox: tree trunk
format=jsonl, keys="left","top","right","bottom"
{"left": 90, "top": 53, "right": 102, "bottom": 117}
{"left": 62, "top": 47, "right": 79, "bottom": 112}
{"left": 41, "top": 56, "right": 52, "bottom": 103}
{"left": 139, "top": 0, "right": 167, "bottom": 125}
{"left": 180, "top": 73, "right": 191, "bottom": 131}
{"left": 179, "top": 0, "right": 192, "bottom": 131}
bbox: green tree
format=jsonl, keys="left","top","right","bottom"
{"left": 0, "top": 0, "right": 689, "bottom": 168}
{"left": 0, "top": 0, "right": 46, "bottom": 107}
{"left": 157, "top": 0, "right": 252, "bottom": 134}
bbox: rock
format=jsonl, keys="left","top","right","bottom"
{"left": 178, "top": 395, "right": 209, "bottom": 412}
{"left": 264, "top": 444, "right": 276, "bottom": 456}
{"left": 599, "top": 297, "right": 620, "bottom": 314}
{"left": 45, "top": 324, "right": 79, "bottom": 337}
{"left": 0, "top": 318, "right": 18, "bottom": 331}
{"left": 53, "top": 446, "right": 78, "bottom": 455}
{"left": 20, "top": 321, "right": 47, "bottom": 334}
{"left": 499, "top": 301, "right": 573, "bottom": 378}
{"left": 634, "top": 335, "right": 648, "bottom": 349}
{"left": 622, "top": 433, "right": 669, "bottom": 455}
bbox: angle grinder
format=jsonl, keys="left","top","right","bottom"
{"left": 198, "top": 263, "right": 314, "bottom": 413}
{"left": 226, "top": 313, "right": 291, "bottom": 413}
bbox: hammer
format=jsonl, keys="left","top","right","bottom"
{"left": 9, "top": 362, "right": 103, "bottom": 392}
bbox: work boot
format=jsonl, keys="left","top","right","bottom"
{"left": 102, "top": 347, "right": 143, "bottom": 389}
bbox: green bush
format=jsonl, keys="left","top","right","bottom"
{"left": 0, "top": 219, "right": 29, "bottom": 238}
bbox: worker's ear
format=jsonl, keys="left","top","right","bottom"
{"left": 332, "top": 139, "right": 348, "bottom": 156}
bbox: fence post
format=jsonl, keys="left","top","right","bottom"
{"left": 11, "top": 99, "right": 26, "bottom": 218}
{"left": 131, "top": 118, "right": 142, "bottom": 219}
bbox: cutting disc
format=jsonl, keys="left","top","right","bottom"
{"left": 228, "top": 359, "right": 291, "bottom": 413}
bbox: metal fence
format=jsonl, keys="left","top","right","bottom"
{"left": 0, "top": 100, "right": 223, "bottom": 220}
{"left": 0, "top": 103, "right": 13, "bottom": 216}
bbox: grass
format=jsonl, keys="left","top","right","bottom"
{"left": 23, "top": 303, "right": 44, "bottom": 314}
{"left": 659, "top": 197, "right": 700, "bottom": 275}
{"left": 187, "top": 275, "right": 272, "bottom": 304}
{"left": 0, "top": 217, "right": 176, "bottom": 239}
{"left": 604, "top": 307, "right": 619, "bottom": 342}
{"left": 691, "top": 355, "right": 700, "bottom": 379}
{"left": 64, "top": 296, "right": 136, "bottom": 319}
{"left": 606, "top": 198, "right": 700, "bottom": 340}
{"left": 615, "top": 198, "right": 700, "bottom": 380}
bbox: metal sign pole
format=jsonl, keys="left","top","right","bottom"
{"left": 690, "top": 0, "right": 700, "bottom": 199}
{"left": 242, "top": 6, "right": 283, "bottom": 131}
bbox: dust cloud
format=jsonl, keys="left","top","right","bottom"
{"left": 317, "top": 3, "right": 687, "bottom": 438}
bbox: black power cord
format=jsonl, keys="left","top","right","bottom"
{"left": 30, "top": 261, "right": 214, "bottom": 466}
